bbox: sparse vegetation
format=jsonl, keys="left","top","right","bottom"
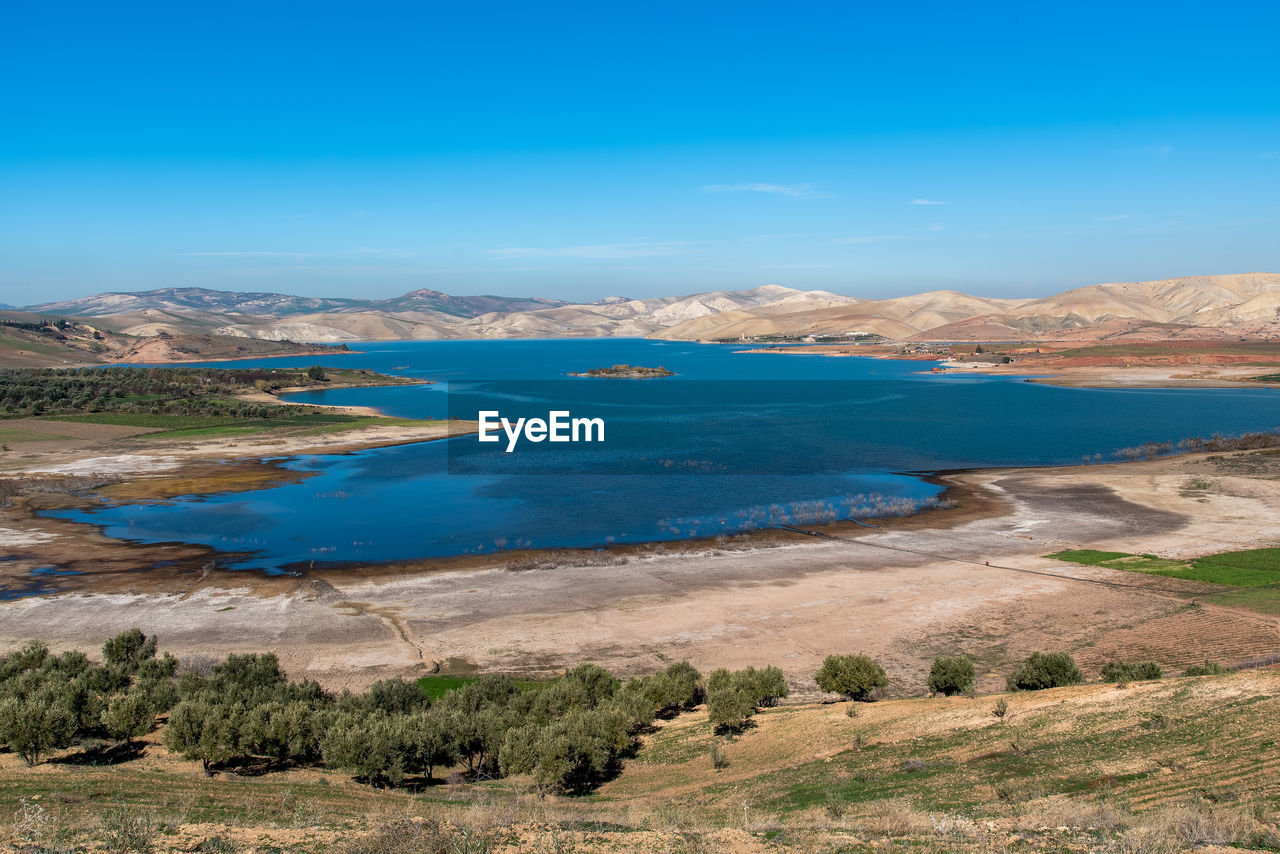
{"left": 1183, "top": 660, "right": 1229, "bottom": 676}
{"left": 1100, "top": 660, "right": 1163, "bottom": 683}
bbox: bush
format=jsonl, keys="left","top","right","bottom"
{"left": 1006, "top": 652, "right": 1083, "bottom": 691}
{"left": 1183, "top": 660, "right": 1229, "bottom": 677}
{"left": 815, "top": 654, "right": 888, "bottom": 701}
{"left": 927, "top": 655, "right": 975, "bottom": 696}
{"left": 1100, "top": 660, "right": 1163, "bottom": 683}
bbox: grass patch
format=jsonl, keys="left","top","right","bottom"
{"left": 1049, "top": 547, "right": 1280, "bottom": 587}
{"left": 50, "top": 413, "right": 232, "bottom": 428}
{"left": 1201, "top": 587, "right": 1280, "bottom": 616}
{"left": 0, "top": 426, "right": 67, "bottom": 444}
{"left": 416, "top": 674, "right": 551, "bottom": 701}
{"left": 48, "top": 411, "right": 419, "bottom": 440}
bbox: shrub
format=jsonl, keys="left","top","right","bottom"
{"left": 710, "top": 741, "right": 729, "bottom": 769}
{"left": 927, "top": 655, "right": 975, "bottom": 696}
{"left": 1183, "top": 660, "right": 1229, "bottom": 677}
{"left": 101, "top": 806, "right": 156, "bottom": 854}
{"left": 1006, "top": 652, "right": 1082, "bottom": 691}
{"left": 1100, "top": 660, "right": 1163, "bottom": 683}
{"left": 815, "top": 654, "right": 888, "bottom": 701}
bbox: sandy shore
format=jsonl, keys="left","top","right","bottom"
{"left": 737, "top": 343, "right": 1280, "bottom": 388}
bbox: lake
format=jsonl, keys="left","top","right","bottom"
{"left": 47, "top": 339, "right": 1280, "bottom": 572}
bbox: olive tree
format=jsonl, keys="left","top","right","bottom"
{"left": 927, "top": 655, "right": 976, "bottom": 696}
{"left": 815, "top": 654, "right": 888, "bottom": 701}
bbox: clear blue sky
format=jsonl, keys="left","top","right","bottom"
{"left": 2, "top": 0, "right": 1278, "bottom": 305}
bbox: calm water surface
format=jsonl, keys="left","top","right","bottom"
{"left": 47, "top": 339, "right": 1280, "bottom": 572}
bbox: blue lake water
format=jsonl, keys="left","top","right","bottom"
{"left": 49, "top": 339, "right": 1280, "bottom": 572}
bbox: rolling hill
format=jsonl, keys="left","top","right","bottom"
{"left": 13, "top": 273, "right": 1280, "bottom": 348}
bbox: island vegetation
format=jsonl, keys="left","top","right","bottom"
{"left": 568, "top": 363, "right": 673, "bottom": 378}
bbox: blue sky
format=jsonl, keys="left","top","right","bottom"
{"left": 2, "top": 0, "right": 1278, "bottom": 305}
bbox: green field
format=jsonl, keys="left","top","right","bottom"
{"left": 1049, "top": 547, "right": 1280, "bottom": 587}
{"left": 46, "top": 410, "right": 417, "bottom": 440}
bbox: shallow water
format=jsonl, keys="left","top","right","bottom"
{"left": 48, "top": 339, "right": 1280, "bottom": 572}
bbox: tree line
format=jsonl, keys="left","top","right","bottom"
{"left": 0, "top": 632, "right": 1227, "bottom": 793}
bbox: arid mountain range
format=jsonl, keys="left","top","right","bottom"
{"left": 9, "top": 273, "right": 1280, "bottom": 365}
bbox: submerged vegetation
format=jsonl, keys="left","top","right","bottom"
{"left": 1112, "top": 428, "right": 1280, "bottom": 461}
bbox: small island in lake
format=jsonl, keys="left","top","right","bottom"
{"left": 569, "top": 363, "right": 674, "bottom": 378}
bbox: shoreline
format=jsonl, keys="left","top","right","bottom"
{"left": 734, "top": 343, "right": 1280, "bottom": 389}
{"left": 3, "top": 445, "right": 1278, "bottom": 694}
{"left": 0, "top": 437, "right": 1210, "bottom": 600}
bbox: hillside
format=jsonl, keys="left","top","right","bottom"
{"left": 0, "top": 311, "right": 351, "bottom": 367}
{"left": 659, "top": 273, "right": 1280, "bottom": 342}
{"left": 2, "top": 670, "right": 1277, "bottom": 852}
{"left": 15, "top": 273, "right": 1280, "bottom": 348}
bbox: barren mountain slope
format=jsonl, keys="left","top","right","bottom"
{"left": 658, "top": 274, "right": 1280, "bottom": 341}
{"left": 656, "top": 290, "right": 1022, "bottom": 340}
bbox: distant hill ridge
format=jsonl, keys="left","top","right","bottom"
{"left": 21, "top": 273, "right": 1280, "bottom": 343}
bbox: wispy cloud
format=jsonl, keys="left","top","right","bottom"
{"left": 1099, "top": 213, "right": 1132, "bottom": 221}
{"left": 1118, "top": 144, "right": 1172, "bottom": 157}
{"left": 910, "top": 198, "right": 948, "bottom": 206}
{"left": 176, "top": 251, "right": 301, "bottom": 257}
{"left": 346, "top": 247, "right": 418, "bottom": 258}
{"left": 702, "top": 183, "right": 832, "bottom": 199}
{"left": 176, "top": 247, "right": 417, "bottom": 260}
{"left": 1261, "top": 152, "right": 1280, "bottom": 160}
{"left": 487, "top": 241, "right": 695, "bottom": 260}
{"left": 834, "top": 235, "right": 910, "bottom": 245}
{"left": 928, "top": 223, "right": 947, "bottom": 231}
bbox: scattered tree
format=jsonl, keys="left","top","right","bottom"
{"left": 815, "top": 654, "right": 888, "bottom": 701}
{"left": 927, "top": 655, "right": 976, "bottom": 696}
{"left": 1006, "top": 652, "right": 1082, "bottom": 691}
